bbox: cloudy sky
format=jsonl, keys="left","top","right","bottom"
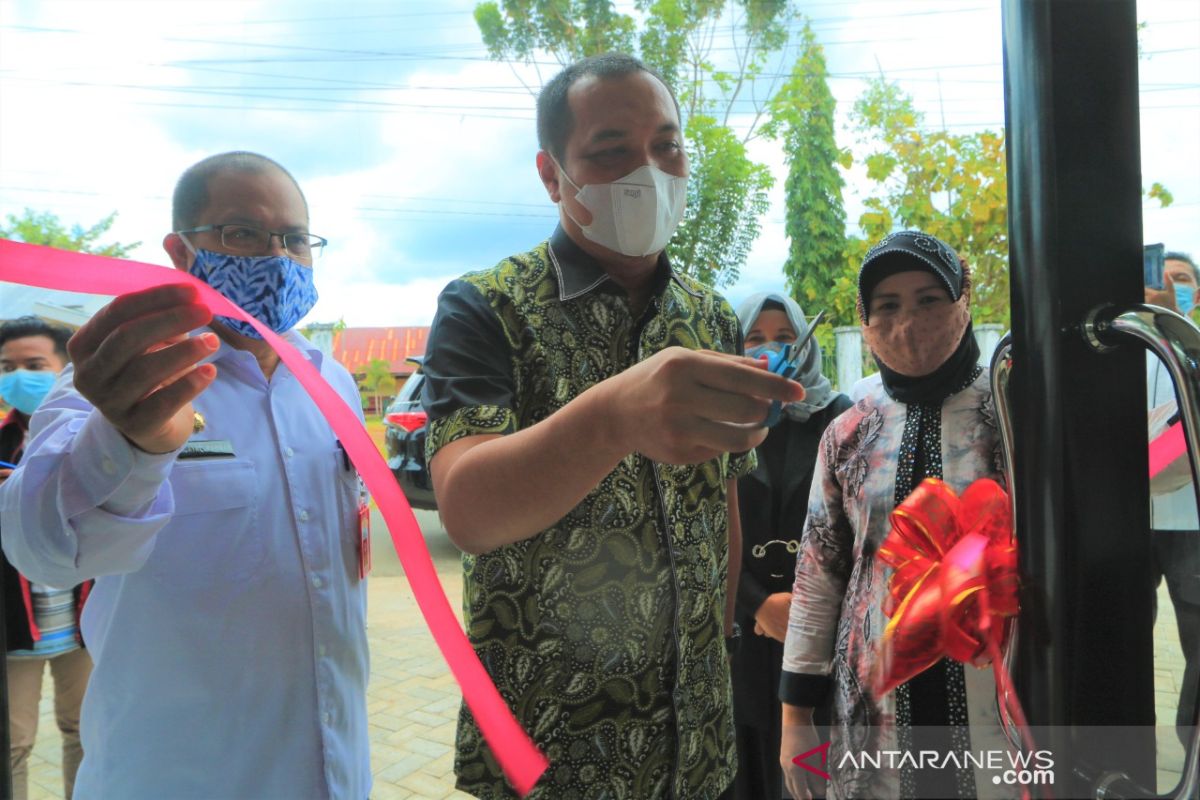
{"left": 1, "top": 0, "right": 1197, "bottom": 326}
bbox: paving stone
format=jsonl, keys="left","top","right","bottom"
{"left": 400, "top": 770, "right": 461, "bottom": 798}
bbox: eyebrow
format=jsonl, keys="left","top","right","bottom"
{"left": 588, "top": 122, "right": 680, "bottom": 144}
{"left": 872, "top": 284, "right": 944, "bottom": 300}
{"left": 219, "top": 217, "right": 307, "bottom": 233}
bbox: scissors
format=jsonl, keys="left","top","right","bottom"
{"left": 758, "top": 309, "right": 826, "bottom": 427}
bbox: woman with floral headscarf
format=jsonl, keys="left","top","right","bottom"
{"left": 731, "top": 293, "right": 852, "bottom": 800}
{"left": 778, "top": 232, "right": 1008, "bottom": 800}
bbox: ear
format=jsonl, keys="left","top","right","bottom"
{"left": 162, "top": 233, "right": 192, "bottom": 271}
{"left": 536, "top": 151, "right": 561, "bottom": 203}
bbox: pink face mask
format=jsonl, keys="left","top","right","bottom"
{"left": 861, "top": 295, "right": 970, "bottom": 377}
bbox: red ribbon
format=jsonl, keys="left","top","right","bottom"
{"left": 0, "top": 240, "right": 548, "bottom": 795}
{"left": 876, "top": 477, "right": 1018, "bottom": 694}
{"left": 1149, "top": 421, "right": 1186, "bottom": 479}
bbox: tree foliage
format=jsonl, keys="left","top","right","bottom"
{"left": 762, "top": 19, "right": 850, "bottom": 358}
{"left": 841, "top": 77, "right": 1173, "bottom": 329}
{"left": 362, "top": 358, "right": 397, "bottom": 412}
{"left": 845, "top": 77, "right": 1011, "bottom": 325}
{"left": 473, "top": 0, "right": 790, "bottom": 287}
{"left": 0, "top": 209, "right": 140, "bottom": 257}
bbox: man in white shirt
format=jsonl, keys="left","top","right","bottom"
{"left": 1144, "top": 250, "right": 1200, "bottom": 744}
{"left": 0, "top": 152, "right": 371, "bottom": 798}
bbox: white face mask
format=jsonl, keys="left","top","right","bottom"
{"left": 555, "top": 159, "right": 688, "bottom": 258}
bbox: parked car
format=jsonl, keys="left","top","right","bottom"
{"left": 383, "top": 357, "right": 436, "bottom": 511}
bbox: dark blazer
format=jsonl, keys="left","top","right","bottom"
{"left": 731, "top": 393, "right": 852, "bottom": 728}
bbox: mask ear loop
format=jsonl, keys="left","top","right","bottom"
{"left": 176, "top": 232, "right": 199, "bottom": 257}
{"left": 548, "top": 154, "right": 591, "bottom": 231}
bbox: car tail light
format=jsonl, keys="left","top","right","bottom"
{"left": 385, "top": 411, "right": 427, "bottom": 432}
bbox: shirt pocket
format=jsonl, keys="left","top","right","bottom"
{"left": 149, "top": 459, "right": 263, "bottom": 588}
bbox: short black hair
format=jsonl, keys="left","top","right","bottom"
{"left": 1166, "top": 251, "right": 1199, "bottom": 283}
{"left": 0, "top": 316, "right": 72, "bottom": 363}
{"left": 536, "top": 53, "right": 680, "bottom": 161}
{"left": 171, "top": 151, "right": 307, "bottom": 231}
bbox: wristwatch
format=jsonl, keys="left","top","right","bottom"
{"left": 725, "top": 621, "right": 742, "bottom": 655}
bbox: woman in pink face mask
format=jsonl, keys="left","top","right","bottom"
{"left": 778, "top": 232, "right": 1008, "bottom": 800}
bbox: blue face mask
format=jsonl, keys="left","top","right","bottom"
{"left": 1175, "top": 284, "right": 1196, "bottom": 315}
{"left": 0, "top": 369, "right": 58, "bottom": 415}
{"left": 187, "top": 249, "right": 319, "bottom": 339}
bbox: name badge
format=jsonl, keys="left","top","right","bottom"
{"left": 179, "top": 439, "right": 236, "bottom": 459}
{"left": 358, "top": 500, "right": 372, "bottom": 580}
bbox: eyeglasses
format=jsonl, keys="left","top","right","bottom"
{"left": 177, "top": 224, "right": 328, "bottom": 260}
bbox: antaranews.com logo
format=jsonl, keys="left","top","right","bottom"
{"left": 792, "top": 742, "right": 1055, "bottom": 789}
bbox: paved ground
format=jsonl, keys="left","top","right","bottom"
{"left": 21, "top": 508, "right": 1197, "bottom": 798}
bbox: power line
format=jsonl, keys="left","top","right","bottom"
{"left": 9, "top": 73, "right": 1196, "bottom": 118}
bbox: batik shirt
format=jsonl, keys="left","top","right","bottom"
{"left": 780, "top": 371, "right": 1010, "bottom": 800}
{"left": 423, "top": 226, "right": 753, "bottom": 800}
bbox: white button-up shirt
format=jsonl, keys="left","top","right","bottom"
{"left": 1, "top": 330, "right": 371, "bottom": 799}
{"left": 1148, "top": 352, "right": 1200, "bottom": 529}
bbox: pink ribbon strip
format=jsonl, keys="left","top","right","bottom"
{"left": 0, "top": 239, "right": 548, "bottom": 796}
{"left": 1149, "top": 421, "right": 1186, "bottom": 479}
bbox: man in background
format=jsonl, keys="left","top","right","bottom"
{"left": 1, "top": 317, "right": 92, "bottom": 800}
{"left": 1144, "top": 250, "right": 1200, "bottom": 744}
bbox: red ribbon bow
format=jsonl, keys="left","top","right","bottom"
{"left": 876, "top": 477, "right": 1019, "bottom": 695}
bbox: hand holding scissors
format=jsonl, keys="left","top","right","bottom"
{"left": 756, "top": 310, "right": 825, "bottom": 427}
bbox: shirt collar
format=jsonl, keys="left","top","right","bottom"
{"left": 547, "top": 224, "right": 703, "bottom": 302}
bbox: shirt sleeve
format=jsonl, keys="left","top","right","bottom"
{"left": 779, "top": 422, "right": 852, "bottom": 707}
{"left": 422, "top": 278, "right": 518, "bottom": 461}
{"left": 0, "top": 365, "right": 178, "bottom": 588}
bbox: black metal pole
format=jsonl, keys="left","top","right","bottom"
{"left": 1003, "top": 0, "right": 1156, "bottom": 794}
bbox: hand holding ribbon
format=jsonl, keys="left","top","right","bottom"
{"left": 0, "top": 239, "right": 549, "bottom": 795}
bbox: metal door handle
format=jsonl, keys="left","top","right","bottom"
{"left": 989, "top": 333, "right": 1025, "bottom": 753}
{"left": 1083, "top": 303, "right": 1200, "bottom": 800}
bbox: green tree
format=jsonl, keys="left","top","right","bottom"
{"left": 361, "top": 358, "right": 396, "bottom": 415}
{"left": 0, "top": 209, "right": 140, "bottom": 257}
{"left": 843, "top": 77, "right": 1172, "bottom": 329}
{"left": 846, "top": 77, "right": 1011, "bottom": 324}
{"left": 762, "top": 19, "right": 850, "bottom": 362}
{"left": 473, "top": 0, "right": 790, "bottom": 287}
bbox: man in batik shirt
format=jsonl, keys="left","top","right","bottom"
{"left": 422, "top": 53, "right": 803, "bottom": 799}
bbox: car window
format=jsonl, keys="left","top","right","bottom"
{"left": 386, "top": 370, "right": 425, "bottom": 414}
{"left": 397, "top": 371, "right": 424, "bottom": 402}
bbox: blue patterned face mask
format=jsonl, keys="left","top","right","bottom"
{"left": 186, "top": 249, "right": 318, "bottom": 338}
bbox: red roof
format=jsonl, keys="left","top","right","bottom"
{"left": 332, "top": 327, "right": 428, "bottom": 376}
